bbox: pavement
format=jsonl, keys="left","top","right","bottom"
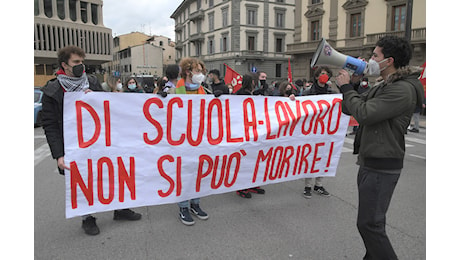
{"left": 33, "top": 122, "right": 426, "bottom": 260}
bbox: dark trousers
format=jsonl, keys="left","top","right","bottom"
{"left": 357, "top": 166, "right": 400, "bottom": 260}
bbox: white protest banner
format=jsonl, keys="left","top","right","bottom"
{"left": 63, "top": 92, "right": 349, "bottom": 218}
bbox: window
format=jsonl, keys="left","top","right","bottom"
{"left": 392, "top": 4, "right": 406, "bottom": 31}
{"left": 312, "top": 0, "right": 321, "bottom": 4}
{"left": 57, "top": 0, "right": 65, "bottom": 19}
{"left": 311, "top": 21, "right": 320, "bottom": 40}
{"left": 44, "top": 0, "right": 53, "bottom": 18}
{"left": 276, "top": 12, "right": 284, "bottom": 28}
{"left": 208, "top": 37, "right": 214, "bottom": 54}
{"left": 91, "top": 4, "right": 98, "bottom": 25}
{"left": 222, "top": 8, "right": 228, "bottom": 27}
{"left": 275, "top": 38, "right": 283, "bottom": 53}
{"left": 221, "top": 34, "right": 228, "bottom": 52}
{"left": 197, "top": 0, "right": 201, "bottom": 10}
{"left": 195, "top": 42, "right": 202, "bottom": 56}
{"left": 209, "top": 13, "right": 214, "bottom": 31}
{"left": 69, "top": 0, "right": 77, "bottom": 21}
{"left": 276, "top": 64, "right": 282, "bottom": 78}
{"left": 248, "top": 36, "right": 255, "bottom": 51}
{"left": 34, "top": 0, "right": 39, "bottom": 16}
{"left": 350, "top": 13, "right": 361, "bottom": 37}
{"left": 35, "top": 64, "right": 45, "bottom": 75}
{"left": 209, "top": 0, "right": 214, "bottom": 8}
{"left": 81, "top": 1, "right": 88, "bottom": 23}
{"left": 248, "top": 10, "right": 256, "bottom": 25}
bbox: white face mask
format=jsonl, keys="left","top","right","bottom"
{"left": 192, "top": 73, "right": 206, "bottom": 84}
{"left": 366, "top": 58, "right": 389, "bottom": 76}
{"left": 128, "top": 83, "right": 137, "bottom": 90}
{"left": 116, "top": 83, "right": 123, "bottom": 91}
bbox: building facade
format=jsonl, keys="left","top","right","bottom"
{"left": 34, "top": 0, "right": 112, "bottom": 86}
{"left": 171, "top": 0, "right": 295, "bottom": 81}
{"left": 146, "top": 35, "right": 177, "bottom": 66}
{"left": 286, "top": 0, "right": 426, "bottom": 81}
{"left": 102, "top": 32, "right": 175, "bottom": 84}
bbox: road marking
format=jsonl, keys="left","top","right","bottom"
{"left": 344, "top": 137, "right": 354, "bottom": 144}
{"left": 408, "top": 154, "right": 426, "bottom": 160}
{"left": 405, "top": 136, "right": 426, "bottom": 145}
{"left": 35, "top": 143, "right": 51, "bottom": 166}
{"left": 347, "top": 136, "right": 424, "bottom": 146}
{"left": 341, "top": 147, "right": 353, "bottom": 153}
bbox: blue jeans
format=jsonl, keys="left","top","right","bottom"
{"left": 357, "top": 166, "right": 400, "bottom": 260}
{"left": 178, "top": 198, "right": 200, "bottom": 209}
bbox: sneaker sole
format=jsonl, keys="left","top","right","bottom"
{"left": 190, "top": 210, "right": 209, "bottom": 220}
{"left": 303, "top": 194, "right": 312, "bottom": 199}
{"left": 179, "top": 217, "right": 195, "bottom": 226}
{"left": 179, "top": 212, "right": 195, "bottom": 225}
{"left": 236, "top": 191, "right": 252, "bottom": 198}
{"left": 113, "top": 215, "right": 142, "bottom": 221}
{"left": 314, "top": 191, "right": 331, "bottom": 197}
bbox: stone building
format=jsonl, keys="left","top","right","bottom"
{"left": 286, "top": 0, "right": 426, "bottom": 81}
{"left": 34, "top": 0, "right": 112, "bottom": 86}
{"left": 171, "top": 0, "right": 295, "bottom": 81}
{"left": 101, "top": 32, "right": 175, "bottom": 84}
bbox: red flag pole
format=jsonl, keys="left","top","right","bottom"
{"left": 288, "top": 58, "right": 293, "bottom": 83}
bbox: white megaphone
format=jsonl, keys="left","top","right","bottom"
{"left": 311, "top": 38, "right": 368, "bottom": 75}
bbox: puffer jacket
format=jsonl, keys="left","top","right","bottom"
{"left": 340, "top": 66, "right": 425, "bottom": 170}
{"left": 41, "top": 75, "right": 102, "bottom": 159}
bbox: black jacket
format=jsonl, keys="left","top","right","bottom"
{"left": 304, "top": 81, "right": 335, "bottom": 96}
{"left": 41, "top": 75, "right": 102, "bottom": 160}
{"left": 210, "top": 80, "right": 229, "bottom": 95}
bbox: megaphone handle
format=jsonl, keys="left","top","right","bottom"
{"left": 344, "top": 68, "right": 355, "bottom": 76}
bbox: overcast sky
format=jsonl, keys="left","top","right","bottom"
{"left": 102, "top": 0, "right": 184, "bottom": 40}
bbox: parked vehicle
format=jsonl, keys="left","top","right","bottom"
{"left": 34, "top": 88, "right": 43, "bottom": 127}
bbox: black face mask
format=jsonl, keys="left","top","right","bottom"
{"left": 68, "top": 63, "right": 85, "bottom": 77}
{"left": 260, "top": 80, "right": 266, "bottom": 86}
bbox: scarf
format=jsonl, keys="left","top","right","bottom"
{"left": 185, "top": 81, "right": 200, "bottom": 91}
{"left": 57, "top": 71, "right": 89, "bottom": 92}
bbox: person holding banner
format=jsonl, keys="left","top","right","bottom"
{"left": 234, "top": 73, "right": 267, "bottom": 198}
{"left": 41, "top": 46, "right": 142, "bottom": 235}
{"left": 175, "top": 57, "right": 210, "bottom": 225}
{"left": 302, "top": 66, "right": 336, "bottom": 199}
{"left": 253, "top": 71, "right": 271, "bottom": 96}
{"left": 336, "top": 36, "right": 425, "bottom": 259}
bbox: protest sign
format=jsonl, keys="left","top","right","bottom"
{"left": 63, "top": 93, "right": 349, "bottom": 218}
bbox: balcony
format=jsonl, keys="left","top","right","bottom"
{"left": 366, "top": 28, "right": 426, "bottom": 45}
{"left": 286, "top": 27, "right": 426, "bottom": 55}
{"left": 286, "top": 40, "right": 321, "bottom": 54}
{"left": 189, "top": 32, "right": 205, "bottom": 42}
{"left": 189, "top": 10, "right": 205, "bottom": 22}
{"left": 240, "top": 50, "right": 264, "bottom": 60}
{"left": 175, "top": 23, "right": 184, "bottom": 32}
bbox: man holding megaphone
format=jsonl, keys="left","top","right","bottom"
{"left": 333, "top": 36, "right": 425, "bottom": 260}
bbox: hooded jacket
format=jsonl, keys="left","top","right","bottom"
{"left": 340, "top": 66, "right": 425, "bottom": 170}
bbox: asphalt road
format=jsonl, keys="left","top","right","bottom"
{"left": 34, "top": 121, "right": 426, "bottom": 260}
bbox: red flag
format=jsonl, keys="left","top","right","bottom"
{"left": 418, "top": 62, "right": 426, "bottom": 97}
{"left": 224, "top": 63, "right": 243, "bottom": 93}
{"left": 287, "top": 58, "right": 293, "bottom": 83}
